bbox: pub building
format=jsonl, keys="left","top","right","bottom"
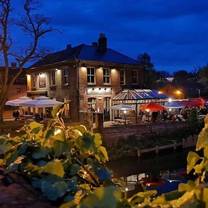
{"left": 26, "top": 34, "right": 144, "bottom": 122}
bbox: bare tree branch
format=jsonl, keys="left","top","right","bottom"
{"left": 0, "top": 0, "right": 52, "bottom": 121}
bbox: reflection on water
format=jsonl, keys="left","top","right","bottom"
{"left": 108, "top": 148, "right": 193, "bottom": 178}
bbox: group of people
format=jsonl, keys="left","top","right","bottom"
{"left": 140, "top": 106, "right": 208, "bottom": 123}
{"left": 12, "top": 108, "right": 52, "bottom": 121}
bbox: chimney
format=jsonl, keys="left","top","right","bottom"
{"left": 66, "top": 44, "right": 71, "bottom": 50}
{"left": 97, "top": 33, "right": 107, "bottom": 53}
{"left": 92, "top": 42, "right": 97, "bottom": 47}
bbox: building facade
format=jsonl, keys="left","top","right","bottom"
{"left": 27, "top": 34, "right": 144, "bottom": 121}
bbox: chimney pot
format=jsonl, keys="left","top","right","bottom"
{"left": 97, "top": 33, "right": 107, "bottom": 53}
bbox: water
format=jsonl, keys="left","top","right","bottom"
{"left": 108, "top": 148, "right": 192, "bottom": 177}
{"left": 108, "top": 148, "right": 193, "bottom": 194}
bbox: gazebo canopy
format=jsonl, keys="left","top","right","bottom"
{"left": 111, "top": 104, "right": 135, "bottom": 111}
{"left": 113, "top": 89, "right": 168, "bottom": 102}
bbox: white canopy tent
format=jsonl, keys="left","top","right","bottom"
{"left": 21, "top": 96, "right": 63, "bottom": 108}
{"left": 5, "top": 96, "right": 32, "bottom": 107}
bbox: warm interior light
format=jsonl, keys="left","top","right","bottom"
{"left": 175, "top": 90, "right": 182, "bottom": 95}
{"left": 158, "top": 91, "right": 163, "bottom": 94}
{"left": 39, "top": 73, "right": 46, "bottom": 78}
{"left": 124, "top": 110, "right": 127, "bottom": 114}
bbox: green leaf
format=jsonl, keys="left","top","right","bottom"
{"left": 41, "top": 159, "right": 65, "bottom": 177}
{"left": 51, "top": 105, "right": 62, "bottom": 118}
{"left": 45, "top": 128, "right": 55, "bottom": 139}
{"left": 196, "top": 127, "right": 208, "bottom": 151}
{"left": 99, "top": 146, "right": 109, "bottom": 162}
{"left": 79, "top": 186, "right": 121, "bottom": 208}
{"left": 32, "top": 148, "right": 49, "bottom": 159}
{"left": 94, "top": 133, "right": 102, "bottom": 147}
{"left": 53, "top": 140, "right": 70, "bottom": 157}
{"left": 187, "top": 152, "right": 201, "bottom": 174}
{"left": 40, "top": 175, "right": 68, "bottom": 201}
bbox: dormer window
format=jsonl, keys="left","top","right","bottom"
{"left": 103, "top": 68, "right": 110, "bottom": 84}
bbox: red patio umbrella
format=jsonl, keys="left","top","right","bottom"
{"left": 185, "top": 98, "right": 205, "bottom": 108}
{"left": 140, "top": 102, "right": 166, "bottom": 112}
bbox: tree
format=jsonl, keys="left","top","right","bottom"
{"left": 0, "top": 0, "right": 52, "bottom": 122}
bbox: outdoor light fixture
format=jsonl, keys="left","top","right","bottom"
{"left": 158, "top": 91, "right": 163, "bottom": 94}
{"left": 124, "top": 110, "right": 127, "bottom": 114}
{"left": 168, "top": 98, "right": 172, "bottom": 102}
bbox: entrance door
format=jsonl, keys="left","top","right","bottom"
{"left": 104, "top": 97, "right": 111, "bottom": 121}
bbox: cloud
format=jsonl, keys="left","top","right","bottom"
{"left": 8, "top": 0, "right": 208, "bottom": 72}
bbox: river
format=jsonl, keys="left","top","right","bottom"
{"left": 108, "top": 148, "right": 193, "bottom": 178}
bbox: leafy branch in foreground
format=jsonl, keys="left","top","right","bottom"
{"left": 0, "top": 105, "right": 111, "bottom": 207}
{"left": 1, "top": 106, "right": 208, "bottom": 208}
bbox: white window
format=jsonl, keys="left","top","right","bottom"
{"left": 87, "top": 67, "right": 95, "bottom": 84}
{"left": 39, "top": 73, "right": 46, "bottom": 88}
{"left": 32, "top": 74, "right": 36, "bottom": 88}
{"left": 50, "top": 70, "right": 56, "bottom": 85}
{"left": 120, "top": 70, "right": 126, "bottom": 85}
{"left": 103, "top": 68, "right": 110, "bottom": 84}
{"left": 132, "top": 70, "right": 138, "bottom": 83}
{"left": 88, "top": 97, "right": 96, "bottom": 111}
{"left": 63, "top": 68, "right": 69, "bottom": 85}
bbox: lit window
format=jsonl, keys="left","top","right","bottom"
{"left": 120, "top": 70, "right": 126, "bottom": 85}
{"left": 88, "top": 97, "right": 96, "bottom": 111}
{"left": 87, "top": 67, "right": 95, "bottom": 84}
{"left": 132, "top": 70, "right": 138, "bottom": 83}
{"left": 32, "top": 74, "right": 36, "bottom": 88}
{"left": 39, "top": 73, "right": 46, "bottom": 88}
{"left": 103, "top": 68, "right": 110, "bottom": 84}
{"left": 63, "top": 68, "right": 69, "bottom": 85}
{"left": 50, "top": 70, "right": 56, "bottom": 85}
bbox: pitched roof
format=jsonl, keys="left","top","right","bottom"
{"left": 31, "top": 44, "right": 138, "bottom": 68}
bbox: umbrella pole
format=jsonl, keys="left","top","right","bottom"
{"left": 136, "top": 103, "right": 138, "bottom": 123}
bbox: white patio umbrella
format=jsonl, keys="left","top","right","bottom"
{"left": 111, "top": 104, "right": 135, "bottom": 111}
{"left": 22, "top": 97, "right": 63, "bottom": 108}
{"left": 5, "top": 96, "right": 32, "bottom": 107}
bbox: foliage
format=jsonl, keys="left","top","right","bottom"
{"left": 1, "top": 107, "right": 208, "bottom": 207}
{"left": 0, "top": 105, "right": 110, "bottom": 207}
{"left": 107, "top": 124, "right": 203, "bottom": 160}
{"left": 78, "top": 115, "right": 208, "bottom": 208}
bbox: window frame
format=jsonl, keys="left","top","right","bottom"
{"left": 88, "top": 97, "right": 96, "bottom": 111}
{"left": 131, "top": 70, "right": 138, "bottom": 84}
{"left": 87, "top": 67, "right": 95, "bottom": 84}
{"left": 39, "top": 73, "right": 46, "bottom": 88}
{"left": 50, "top": 70, "right": 56, "bottom": 86}
{"left": 120, "top": 69, "right": 126, "bottom": 85}
{"left": 103, "top": 68, "right": 111, "bottom": 84}
{"left": 62, "top": 68, "right": 70, "bottom": 85}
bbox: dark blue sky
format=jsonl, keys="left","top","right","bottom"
{"left": 11, "top": 0, "right": 208, "bottom": 72}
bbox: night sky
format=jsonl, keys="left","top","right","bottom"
{"left": 10, "top": 0, "right": 208, "bottom": 72}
